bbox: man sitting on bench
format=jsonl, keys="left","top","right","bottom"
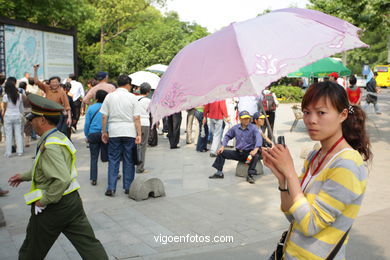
{"left": 209, "top": 110, "right": 263, "bottom": 184}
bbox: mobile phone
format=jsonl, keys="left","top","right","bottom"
{"left": 277, "top": 136, "right": 285, "bottom": 147}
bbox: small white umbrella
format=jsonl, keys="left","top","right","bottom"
{"left": 145, "top": 64, "right": 168, "bottom": 74}
{"left": 128, "top": 71, "right": 160, "bottom": 89}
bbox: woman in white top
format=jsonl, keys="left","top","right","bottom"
{"left": 1, "top": 80, "right": 24, "bottom": 157}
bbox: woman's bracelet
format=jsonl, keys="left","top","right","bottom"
{"left": 278, "top": 186, "right": 289, "bottom": 192}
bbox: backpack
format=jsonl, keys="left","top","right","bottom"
{"left": 262, "top": 93, "right": 276, "bottom": 112}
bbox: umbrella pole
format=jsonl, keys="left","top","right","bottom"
{"left": 259, "top": 104, "right": 275, "bottom": 144}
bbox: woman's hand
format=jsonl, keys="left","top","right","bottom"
{"left": 262, "top": 145, "right": 296, "bottom": 179}
{"left": 262, "top": 147, "right": 285, "bottom": 183}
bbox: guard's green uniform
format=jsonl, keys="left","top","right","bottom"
{"left": 18, "top": 94, "right": 108, "bottom": 260}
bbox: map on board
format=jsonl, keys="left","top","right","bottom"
{"left": 4, "top": 25, "right": 45, "bottom": 79}
{"left": 4, "top": 24, "right": 74, "bottom": 80}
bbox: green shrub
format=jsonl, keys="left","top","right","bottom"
{"left": 271, "top": 85, "right": 304, "bottom": 103}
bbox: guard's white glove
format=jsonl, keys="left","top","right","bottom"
{"left": 34, "top": 205, "right": 46, "bottom": 215}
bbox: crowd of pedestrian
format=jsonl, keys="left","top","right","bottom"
{"left": 0, "top": 65, "right": 382, "bottom": 259}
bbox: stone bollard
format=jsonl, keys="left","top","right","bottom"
{"left": 129, "top": 175, "right": 166, "bottom": 201}
{"left": 0, "top": 208, "right": 5, "bottom": 227}
{"left": 236, "top": 160, "right": 264, "bottom": 177}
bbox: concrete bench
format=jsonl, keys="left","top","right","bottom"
{"left": 290, "top": 104, "right": 303, "bottom": 132}
{"left": 236, "top": 159, "right": 264, "bottom": 177}
{"left": 0, "top": 208, "right": 5, "bottom": 227}
{"left": 129, "top": 175, "right": 166, "bottom": 201}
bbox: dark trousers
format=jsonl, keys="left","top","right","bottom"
{"left": 148, "top": 115, "right": 158, "bottom": 147}
{"left": 194, "top": 110, "right": 208, "bottom": 152}
{"left": 162, "top": 117, "right": 169, "bottom": 133}
{"left": 19, "top": 191, "right": 108, "bottom": 260}
{"left": 212, "top": 149, "right": 260, "bottom": 175}
{"left": 136, "top": 126, "right": 150, "bottom": 172}
{"left": 73, "top": 99, "right": 82, "bottom": 129}
{"left": 57, "top": 114, "right": 68, "bottom": 136}
{"left": 88, "top": 132, "right": 108, "bottom": 181}
{"left": 261, "top": 111, "right": 275, "bottom": 140}
{"left": 167, "top": 112, "right": 182, "bottom": 148}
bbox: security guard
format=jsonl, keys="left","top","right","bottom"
{"left": 8, "top": 94, "right": 108, "bottom": 260}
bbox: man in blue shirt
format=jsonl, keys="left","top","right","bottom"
{"left": 209, "top": 111, "right": 262, "bottom": 184}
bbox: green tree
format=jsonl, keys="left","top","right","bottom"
{"left": 308, "top": 0, "right": 390, "bottom": 73}
{"left": 120, "top": 12, "right": 209, "bottom": 74}
{"left": 0, "top": 0, "right": 91, "bottom": 29}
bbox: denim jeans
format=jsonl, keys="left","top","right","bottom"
{"left": 194, "top": 111, "right": 208, "bottom": 152}
{"left": 209, "top": 119, "right": 223, "bottom": 154}
{"left": 107, "top": 137, "right": 135, "bottom": 191}
{"left": 363, "top": 99, "right": 381, "bottom": 114}
{"left": 88, "top": 132, "right": 108, "bottom": 181}
{"left": 4, "top": 114, "right": 23, "bottom": 156}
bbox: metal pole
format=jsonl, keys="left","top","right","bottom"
{"left": 259, "top": 95, "right": 275, "bottom": 143}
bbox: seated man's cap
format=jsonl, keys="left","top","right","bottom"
{"left": 26, "top": 94, "right": 64, "bottom": 121}
{"left": 95, "top": 71, "right": 108, "bottom": 81}
{"left": 328, "top": 72, "right": 339, "bottom": 79}
{"left": 239, "top": 110, "right": 252, "bottom": 119}
{"left": 253, "top": 111, "right": 268, "bottom": 119}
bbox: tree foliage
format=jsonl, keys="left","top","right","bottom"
{"left": 308, "top": 0, "right": 390, "bottom": 73}
{"left": 0, "top": 0, "right": 209, "bottom": 80}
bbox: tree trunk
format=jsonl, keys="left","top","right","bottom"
{"left": 387, "top": 35, "right": 390, "bottom": 63}
{"left": 100, "top": 26, "right": 105, "bottom": 69}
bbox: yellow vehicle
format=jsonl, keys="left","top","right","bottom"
{"left": 374, "top": 65, "right": 390, "bottom": 87}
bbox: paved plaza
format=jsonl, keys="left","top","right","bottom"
{"left": 1, "top": 89, "right": 390, "bottom": 259}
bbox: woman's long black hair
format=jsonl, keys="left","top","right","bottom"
{"left": 4, "top": 80, "right": 19, "bottom": 105}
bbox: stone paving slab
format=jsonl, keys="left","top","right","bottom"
{"left": 0, "top": 88, "right": 389, "bottom": 259}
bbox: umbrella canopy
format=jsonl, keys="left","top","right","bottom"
{"left": 150, "top": 8, "right": 367, "bottom": 124}
{"left": 146, "top": 64, "right": 168, "bottom": 74}
{"left": 128, "top": 71, "right": 160, "bottom": 89}
{"left": 287, "top": 57, "right": 351, "bottom": 77}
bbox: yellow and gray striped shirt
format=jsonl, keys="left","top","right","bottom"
{"left": 284, "top": 148, "right": 367, "bottom": 260}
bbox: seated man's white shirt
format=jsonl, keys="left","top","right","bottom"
{"left": 138, "top": 96, "right": 151, "bottom": 127}
{"left": 100, "top": 88, "right": 141, "bottom": 138}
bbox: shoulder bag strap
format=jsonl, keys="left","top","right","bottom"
{"left": 326, "top": 227, "right": 351, "bottom": 260}
{"left": 88, "top": 109, "right": 101, "bottom": 132}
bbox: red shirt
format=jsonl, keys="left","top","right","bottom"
{"left": 347, "top": 87, "right": 361, "bottom": 105}
{"left": 204, "top": 100, "right": 228, "bottom": 120}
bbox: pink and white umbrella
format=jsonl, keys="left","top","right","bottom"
{"left": 150, "top": 8, "right": 368, "bottom": 124}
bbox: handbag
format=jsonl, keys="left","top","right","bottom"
{"left": 271, "top": 225, "right": 351, "bottom": 260}
{"left": 272, "top": 225, "right": 291, "bottom": 260}
{"left": 132, "top": 144, "right": 143, "bottom": 165}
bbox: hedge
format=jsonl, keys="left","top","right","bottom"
{"left": 271, "top": 85, "right": 304, "bottom": 103}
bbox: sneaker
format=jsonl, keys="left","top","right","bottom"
{"left": 105, "top": 190, "right": 114, "bottom": 197}
{"left": 91, "top": 180, "right": 97, "bottom": 186}
{"left": 247, "top": 175, "right": 255, "bottom": 184}
{"left": 136, "top": 169, "right": 144, "bottom": 173}
{"left": 209, "top": 173, "right": 224, "bottom": 179}
{"left": 210, "top": 153, "right": 217, "bottom": 158}
{"left": 124, "top": 189, "right": 129, "bottom": 194}
{"left": 0, "top": 189, "right": 9, "bottom": 196}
